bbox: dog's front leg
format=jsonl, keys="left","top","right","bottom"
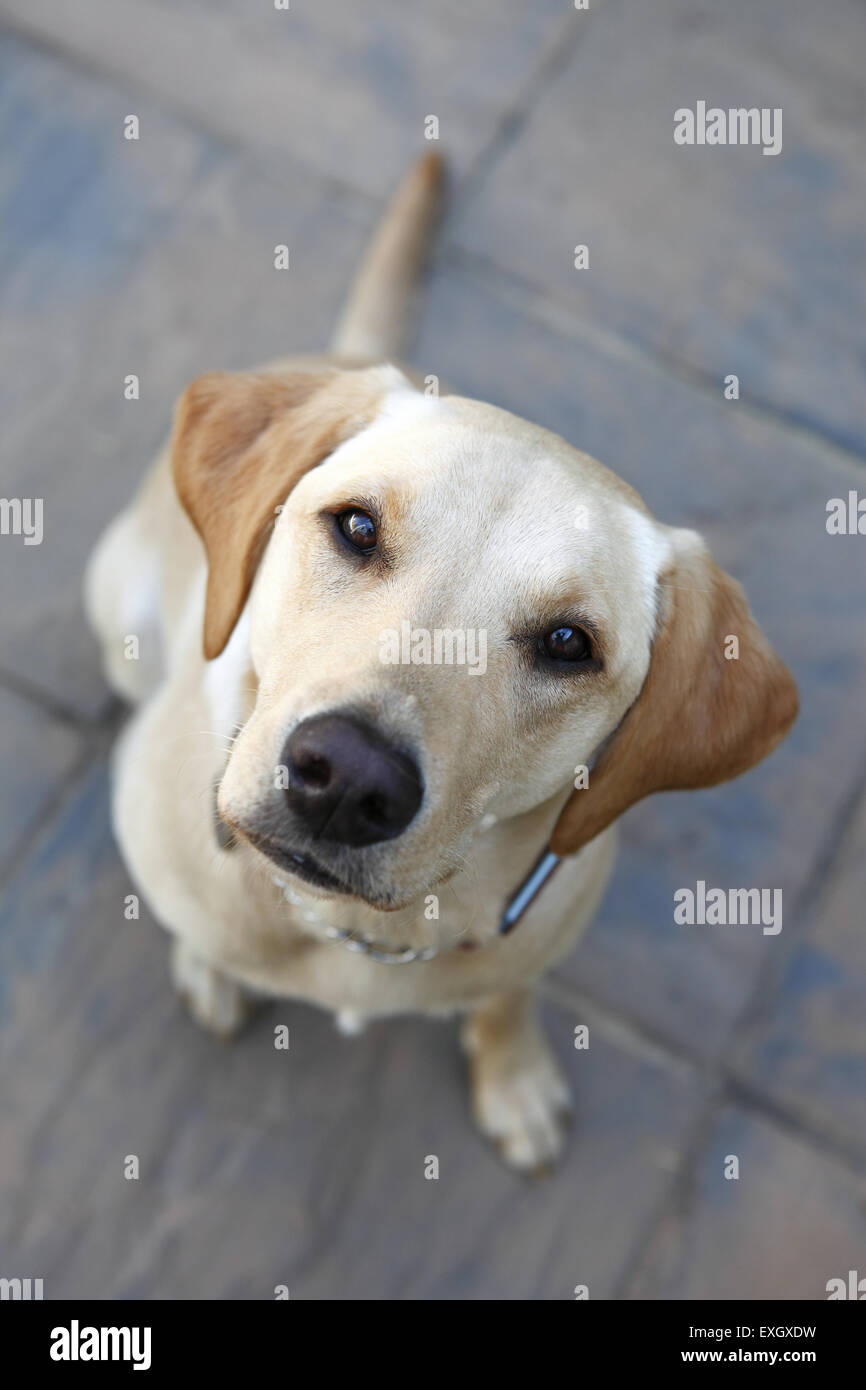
{"left": 461, "top": 989, "right": 571, "bottom": 1173}
{"left": 170, "top": 938, "right": 254, "bottom": 1041}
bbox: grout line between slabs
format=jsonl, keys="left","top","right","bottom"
{"left": 2, "top": 15, "right": 863, "bottom": 477}
{"left": 544, "top": 970, "right": 866, "bottom": 1175}
{"left": 431, "top": 241, "right": 866, "bottom": 481}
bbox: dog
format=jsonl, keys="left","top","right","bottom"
{"left": 85, "top": 153, "right": 797, "bottom": 1171}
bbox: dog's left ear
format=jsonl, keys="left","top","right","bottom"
{"left": 550, "top": 530, "right": 798, "bottom": 856}
{"left": 172, "top": 364, "right": 402, "bottom": 659}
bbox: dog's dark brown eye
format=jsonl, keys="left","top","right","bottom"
{"left": 540, "top": 625, "right": 591, "bottom": 663}
{"left": 337, "top": 509, "right": 377, "bottom": 553}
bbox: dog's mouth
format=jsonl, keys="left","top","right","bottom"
{"left": 225, "top": 815, "right": 418, "bottom": 911}
{"left": 243, "top": 832, "right": 351, "bottom": 895}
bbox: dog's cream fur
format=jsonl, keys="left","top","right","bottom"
{"left": 85, "top": 156, "right": 797, "bottom": 1170}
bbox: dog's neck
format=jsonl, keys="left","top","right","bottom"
{"left": 265, "top": 786, "right": 570, "bottom": 963}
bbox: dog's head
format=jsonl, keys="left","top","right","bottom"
{"left": 173, "top": 363, "right": 797, "bottom": 911}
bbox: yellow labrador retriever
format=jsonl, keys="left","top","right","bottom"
{"left": 85, "top": 155, "right": 797, "bottom": 1170}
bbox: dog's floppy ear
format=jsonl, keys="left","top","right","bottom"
{"left": 172, "top": 364, "right": 398, "bottom": 659}
{"left": 550, "top": 531, "right": 798, "bottom": 856}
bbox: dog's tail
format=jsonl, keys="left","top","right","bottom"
{"left": 330, "top": 151, "right": 445, "bottom": 361}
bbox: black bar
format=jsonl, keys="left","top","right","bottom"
{"left": 2, "top": 1299, "right": 861, "bottom": 1374}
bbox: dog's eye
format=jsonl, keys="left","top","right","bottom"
{"left": 539, "top": 625, "right": 592, "bottom": 663}
{"left": 337, "top": 509, "right": 377, "bottom": 554}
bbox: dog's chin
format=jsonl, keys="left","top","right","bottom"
{"left": 238, "top": 829, "right": 406, "bottom": 911}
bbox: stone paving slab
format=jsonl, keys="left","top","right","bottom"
{"left": 0, "top": 0, "right": 577, "bottom": 197}
{"left": 626, "top": 1104, "right": 866, "bottom": 1300}
{"left": 734, "top": 791, "right": 866, "bottom": 1158}
{"left": 451, "top": 0, "right": 866, "bottom": 458}
{"left": 0, "top": 766, "right": 705, "bottom": 1300}
{"left": 415, "top": 259, "right": 866, "bottom": 1060}
{"left": 0, "top": 685, "right": 82, "bottom": 876}
{"left": 0, "top": 35, "right": 221, "bottom": 716}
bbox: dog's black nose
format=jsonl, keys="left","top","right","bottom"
{"left": 284, "top": 714, "right": 423, "bottom": 847}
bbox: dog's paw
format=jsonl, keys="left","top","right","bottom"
{"left": 170, "top": 939, "right": 251, "bottom": 1040}
{"left": 467, "top": 1031, "right": 572, "bottom": 1173}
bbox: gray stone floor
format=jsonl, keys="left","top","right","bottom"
{"left": 0, "top": 0, "right": 864, "bottom": 1299}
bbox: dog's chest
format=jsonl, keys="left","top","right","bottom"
{"left": 168, "top": 831, "right": 612, "bottom": 1021}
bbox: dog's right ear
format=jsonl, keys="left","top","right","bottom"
{"left": 171, "top": 364, "right": 401, "bottom": 660}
